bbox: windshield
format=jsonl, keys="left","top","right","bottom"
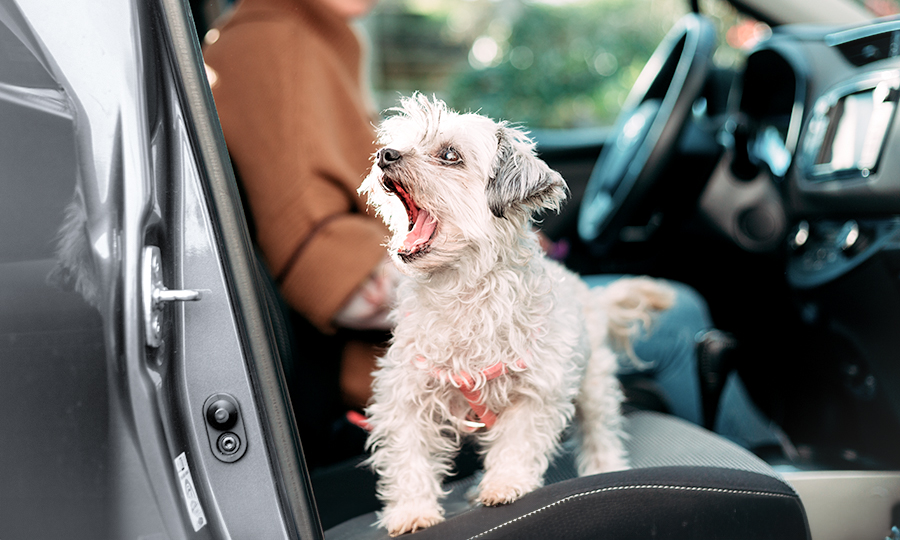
{"left": 361, "top": 0, "right": 895, "bottom": 129}
{"left": 362, "top": 0, "right": 757, "bottom": 129}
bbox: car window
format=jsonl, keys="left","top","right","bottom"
{"left": 362, "top": 0, "right": 755, "bottom": 129}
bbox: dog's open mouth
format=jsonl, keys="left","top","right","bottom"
{"left": 382, "top": 176, "right": 438, "bottom": 261}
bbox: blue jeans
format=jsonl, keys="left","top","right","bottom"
{"left": 583, "top": 275, "right": 780, "bottom": 448}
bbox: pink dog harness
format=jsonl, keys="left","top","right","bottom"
{"left": 420, "top": 357, "right": 527, "bottom": 431}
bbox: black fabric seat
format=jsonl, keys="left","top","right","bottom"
{"left": 325, "top": 411, "right": 810, "bottom": 540}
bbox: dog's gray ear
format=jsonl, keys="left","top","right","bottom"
{"left": 487, "top": 125, "right": 568, "bottom": 219}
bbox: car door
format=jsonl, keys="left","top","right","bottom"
{"left": 0, "top": 0, "right": 322, "bottom": 538}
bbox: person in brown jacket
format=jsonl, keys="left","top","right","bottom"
{"left": 203, "top": 0, "right": 391, "bottom": 465}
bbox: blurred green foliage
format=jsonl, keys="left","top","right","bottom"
{"left": 447, "top": 0, "right": 684, "bottom": 128}
{"left": 366, "top": 0, "right": 743, "bottom": 128}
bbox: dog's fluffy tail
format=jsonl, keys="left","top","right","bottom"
{"left": 592, "top": 277, "right": 675, "bottom": 367}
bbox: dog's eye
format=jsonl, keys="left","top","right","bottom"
{"left": 438, "top": 147, "right": 461, "bottom": 164}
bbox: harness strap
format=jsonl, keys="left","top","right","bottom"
{"left": 419, "top": 357, "right": 527, "bottom": 430}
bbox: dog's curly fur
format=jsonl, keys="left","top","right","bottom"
{"left": 359, "top": 94, "right": 673, "bottom": 536}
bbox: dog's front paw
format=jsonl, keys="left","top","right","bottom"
{"left": 477, "top": 475, "right": 541, "bottom": 506}
{"left": 381, "top": 501, "right": 444, "bottom": 536}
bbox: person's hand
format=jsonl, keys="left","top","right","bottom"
{"left": 333, "top": 255, "right": 400, "bottom": 330}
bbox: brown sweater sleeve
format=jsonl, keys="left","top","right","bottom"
{"left": 204, "top": 6, "right": 388, "bottom": 332}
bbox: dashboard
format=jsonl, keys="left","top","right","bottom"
{"left": 706, "top": 18, "right": 900, "bottom": 289}
{"left": 696, "top": 19, "right": 900, "bottom": 439}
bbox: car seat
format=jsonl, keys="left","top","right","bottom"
{"left": 322, "top": 409, "right": 809, "bottom": 540}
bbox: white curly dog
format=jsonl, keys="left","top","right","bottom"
{"left": 359, "top": 94, "right": 674, "bottom": 536}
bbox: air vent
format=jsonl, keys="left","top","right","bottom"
{"left": 826, "top": 19, "right": 900, "bottom": 67}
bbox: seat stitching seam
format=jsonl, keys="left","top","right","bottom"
{"left": 465, "top": 484, "right": 796, "bottom": 540}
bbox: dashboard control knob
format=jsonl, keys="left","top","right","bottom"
{"left": 790, "top": 220, "right": 810, "bottom": 250}
{"left": 837, "top": 220, "right": 867, "bottom": 256}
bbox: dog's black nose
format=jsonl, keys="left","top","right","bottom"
{"left": 378, "top": 148, "right": 402, "bottom": 169}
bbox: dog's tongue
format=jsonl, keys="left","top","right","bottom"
{"left": 403, "top": 208, "right": 436, "bottom": 251}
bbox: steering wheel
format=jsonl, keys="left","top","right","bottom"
{"left": 578, "top": 13, "right": 716, "bottom": 254}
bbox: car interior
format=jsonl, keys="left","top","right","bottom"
{"left": 304, "top": 0, "right": 900, "bottom": 536}
{"left": 5, "top": 0, "right": 900, "bottom": 537}
{"left": 220, "top": 0, "right": 900, "bottom": 536}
